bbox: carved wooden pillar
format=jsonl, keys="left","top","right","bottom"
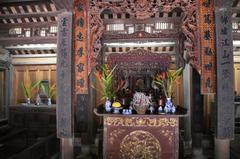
{"left": 73, "top": 0, "right": 91, "bottom": 145}
{"left": 56, "top": 12, "right": 74, "bottom": 159}
{"left": 214, "top": 0, "right": 234, "bottom": 158}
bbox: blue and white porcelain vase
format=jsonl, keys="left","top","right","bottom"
{"left": 164, "top": 98, "right": 176, "bottom": 113}
{"left": 105, "top": 98, "right": 112, "bottom": 112}
{"left": 47, "top": 98, "right": 52, "bottom": 106}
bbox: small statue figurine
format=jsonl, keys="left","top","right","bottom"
{"left": 158, "top": 95, "right": 164, "bottom": 114}
{"left": 36, "top": 94, "right": 42, "bottom": 106}
{"left": 158, "top": 106, "right": 163, "bottom": 113}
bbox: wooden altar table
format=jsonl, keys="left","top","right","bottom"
{"left": 94, "top": 107, "right": 187, "bottom": 159}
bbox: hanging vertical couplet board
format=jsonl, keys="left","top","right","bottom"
{"left": 56, "top": 12, "right": 73, "bottom": 138}
{"left": 198, "top": 0, "right": 216, "bottom": 94}
{"left": 74, "top": 0, "right": 88, "bottom": 94}
{"left": 214, "top": 0, "right": 234, "bottom": 139}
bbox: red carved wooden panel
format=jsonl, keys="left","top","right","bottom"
{"left": 103, "top": 116, "right": 179, "bottom": 159}
{"left": 198, "top": 0, "right": 216, "bottom": 94}
{"left": 74, "top": 0, "right": 88, "bottom": 94}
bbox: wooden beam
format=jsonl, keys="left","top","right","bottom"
{"left": 103, "top": 17, "right": 181, "bottom": 25}
{"left": 0, "top": 10, "right": 63, "bottom": 19}
{"left": 51, "top": 0, "right": 73, "bottom": 11}
{"left": 232, "top": 7, "right": 240, "bottom": 13}
{"left": 0, "top": 0, "right": 43, "bottom": 3}
{"left": 0, "top": 0, "right": 51, "bottom": 7}
{"left": 233, "top": 33, "right": 240, "bottom": 40}
{"left": 0, "top": 21, "right": 57, "bottom": 29}
{"left": 0, "top": 36, "right": 57, "bottom": 46}
{"left": 232, "top": 17, "right": 240, "bottom": 22}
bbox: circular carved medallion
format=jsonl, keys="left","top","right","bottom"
{"left": 120, "top": 130, "right": 161, "bottom": 159}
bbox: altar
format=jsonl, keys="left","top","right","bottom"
{"left": 95, "top": 107, "right": 187, "bottom": 159}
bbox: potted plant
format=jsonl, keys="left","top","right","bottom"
{"left": 132, "top": 92, "right": 151, "bottom": 114}
{"left": 41, "top": 83, "right": 56, "bottom": 106}
{"left": 21, "top": 81, "right": 41, "bottom": 104}
{"left": 154, "top": 67, "right": 183, "bottom": 113}
{"left": 93, "top": 64, "right": 117, "bottom": 112}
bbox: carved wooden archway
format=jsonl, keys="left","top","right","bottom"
{"left": 89, "top": 0, "right": 198, "bottom": 70}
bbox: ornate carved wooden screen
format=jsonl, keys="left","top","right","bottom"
{"left": 87, "top": 0, "right": 220, "bottom": 95}
{"left": 89, "top": 0, "right": 198, "bottom": 70}
{"left": 107, "top": 49, "right": 171, "bottom": 71}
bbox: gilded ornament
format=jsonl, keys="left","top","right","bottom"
{"left": 109, "top": 129, "right": 126, "bottom": 145}
{"left": 159, "top": 130, "right": 174, "bottom": 143}
{"left": 104, "top": 117, "right": 177, "bottom": 127}
{"left": 120, "top": 130, "right": 161, "bottom": 159}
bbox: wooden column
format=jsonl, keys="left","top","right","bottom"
{"left": 56, "top": 12, "right": 74, "bottom": 159}
{"left": 214, "top": 0, "right": 234, "bottom": 158}
{"left": 88, "top": 71, "right": 96, "bottom": 144}
{"left": 183, "top": 63, "right": 192, "bottom": 153}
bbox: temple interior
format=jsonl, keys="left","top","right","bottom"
{"left": 0, "top": 0, "right": 240, "bottom": 159}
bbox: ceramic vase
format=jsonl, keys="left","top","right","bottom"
{"left": 105, "top": 98, "right": 112, "bottom": 112}
{"left": 47, "top": 98, "right": 52, "bottom": 106}
{"left": 164, "top": 98, "right": 176, "bottom": 113}
{"left": 149, "top": 105, "right": 154, "bottom": 114}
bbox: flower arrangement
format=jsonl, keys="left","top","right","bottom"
{"left": 41, "top": 83, "right": 56, "bottom": 105}
{"left": 41, "top": 83, "right": 56, "bottom": 99}
{"left": 93, "top": 64, "right": 117, "bottom": 101}
{"left": 154, "top": 67, "right": 183, "bottom": 98}
{"left": 20, "top": 81, "right": 41, "bottom": 104}
{"left": 132, "top": 92, "right": 151, "bottom": 114}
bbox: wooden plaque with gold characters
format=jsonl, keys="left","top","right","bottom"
{"left": 198, "top": 0, "right": 216, "bottom": 94}
{"left": 74, "top": 0, "right": 89, "bottom": 94}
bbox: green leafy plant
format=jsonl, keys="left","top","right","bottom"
{"left": 154, "top": 67, "right": 183, "bottom": 98}
{"left": 92, "top": 64, "right": 117, "bottom": 101}
{"left": 41, "top": 83, "right": 56, "bottom": 98}
{"left": 21, "top": 81, "right": 41, "bottom": 99}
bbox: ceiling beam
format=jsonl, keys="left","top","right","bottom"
{"left": 0, "top": 21, "right": 57, "bottom": 29}
{"left": 232, "top": 17, "right": 240, "bottom": 22}
{"left": 233, "top": 33, "right": 240, "bottom": 40}
{"left": 0, "top": 0, "right": 51, "bottom": 7}
{"left": 51, "top": 0, "right": 73, "bottom": 11}
{"left": 232, "top": 7, "right": 240, "bottom": 13}
{"left": 103, "top": 17, "right": 181, "bottom": 25}
{"left": 0, "top": 36, "right": 57, "bottom": 46}
{"left": 0, "top": 0, "right": 43, "bottom": 3}
{"left": 0, "top": 10, "right": 63, "bottom": 19}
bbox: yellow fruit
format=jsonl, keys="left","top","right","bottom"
{"left": 112, "top": 102, "right": 121, "bottom": 108}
